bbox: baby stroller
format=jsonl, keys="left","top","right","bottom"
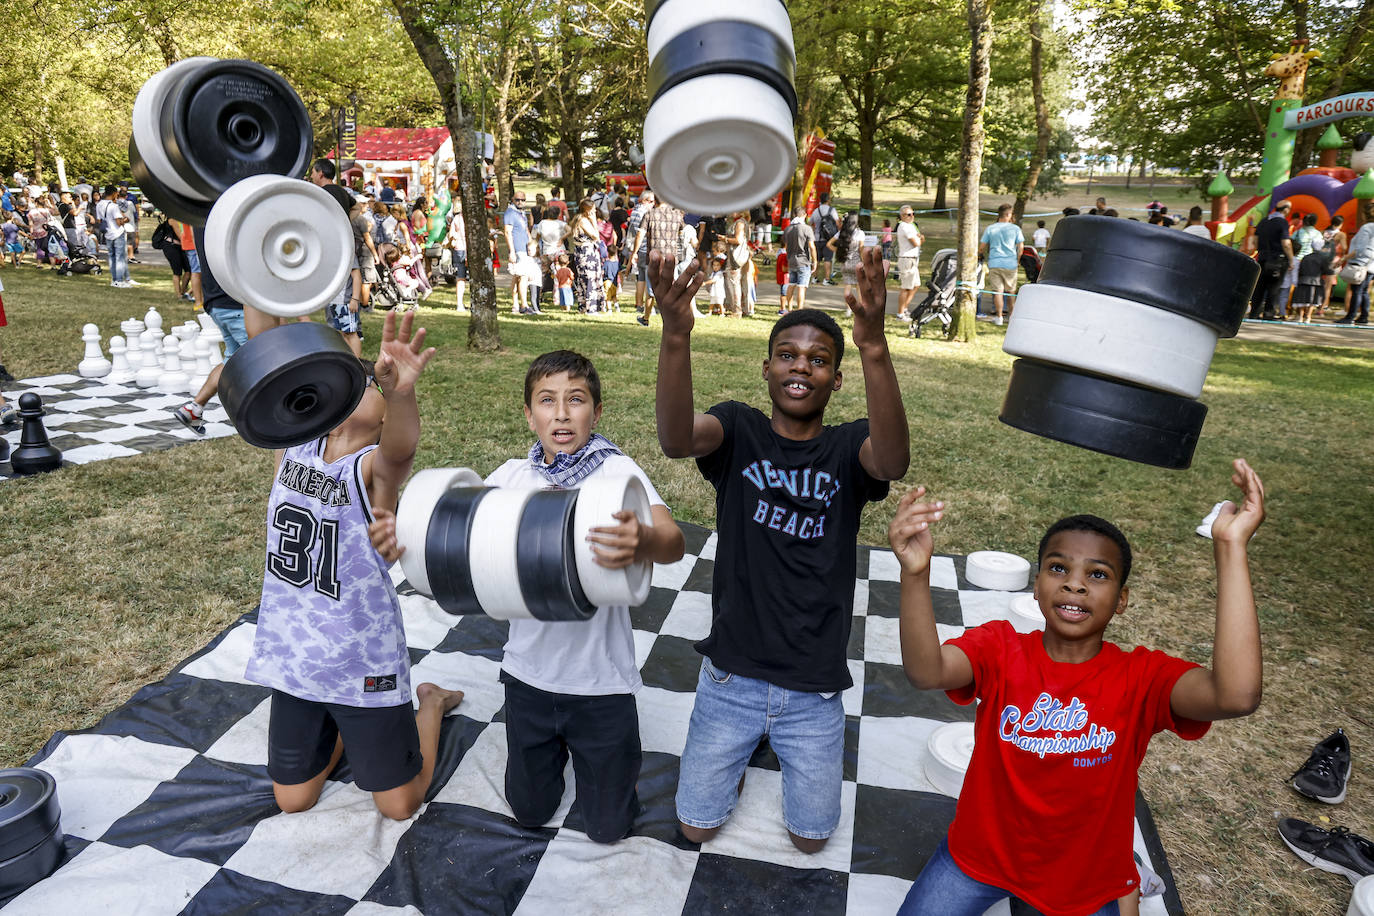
{"left": 370, "top": 244, "right": 417, "bottom": 310}
{"left": 56, "top": 225, "right": 102, "bottom": 276}
{"left": 44, "top": 228, "right": 71, "bottom": 273}
{"left": 908, "top": 248, "right": 960, "bottom": 338}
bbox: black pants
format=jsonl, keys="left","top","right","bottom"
{"left": 1250, "top": 259, "right": 1287, "bottom": 319}
{"left": 501, "top": 672, "right": 641, "bottom": 843}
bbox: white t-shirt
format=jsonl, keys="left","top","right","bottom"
{"left": 896, "top": 220, "right": 921, "bottom": 257}
{"left": 101, "top": 199, "right": 127, "bottom": 241}
{"left": 1032, "top": 227, "right": 1051, "bottom": 249}
{"left": 448, "top": 211, "right": 466, "bottom": 252}
{"left": 1182, "top": 224, "right": 1212, "bottom": 239}
{"left": 536, "top": 218, "right": 566, "bottom": 256}
{"left": 484, "top": 454, "right": 667, "bottom": 696}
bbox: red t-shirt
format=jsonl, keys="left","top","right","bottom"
{"left": 944, "top": 621, "right": 1208, "bottom": 916}
{"left": 775, "top": 250, "right": 788, "bottom": 286}
{"left": 555, "top": 266, "right": 573, "bottom": 287}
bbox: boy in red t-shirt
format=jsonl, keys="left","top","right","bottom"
{"left": 888, "top": 459, "right": 1266, "bottom": 916}
{"left": 774, "top": 249, "right": 788, "bottom": 313}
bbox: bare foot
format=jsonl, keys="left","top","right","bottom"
{"left": 417, "top": 683, "right": 465, "bottom": 714}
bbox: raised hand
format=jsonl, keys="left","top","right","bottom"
{"left": 887, "top": 487, "right": 944, "bottom": 576}
{"left": 1210, "top": 458, "right": 1266, "bottom": 545}
{"left": 846, "top": 246, "right": 890, "bottom": 347}
{"left": 375, "top": 309, "right": 436, "bottom": 396}
{"left": 649, "top": 249, "right": 706, "bottom": 336}
{"left": 587, "top": 509, "right": 646, "bottom": 569}
{"left": 368, "top": 508, "right": 404, "bottom": 563}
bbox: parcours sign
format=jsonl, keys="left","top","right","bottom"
{"left": 1284, "top": 92, "right": 1374, "bottom": 129}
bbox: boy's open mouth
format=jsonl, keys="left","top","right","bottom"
{"left": 1054, "top": 603, "right": 1090, "bottom": 622}
{"left": 550, "top": 428, "right": 578, "bottom": 445}
{"left": 783, "top": 379, "right": 813, "bottom": 398}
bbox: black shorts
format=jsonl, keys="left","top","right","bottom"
{"left": 267, "top": 690, "right": 421, "bottom": 792}
{"left": 452, "top": 250, "right": 468, "bottom": 280}
{"left": 163, "top": 246, "right": 189, "bottom": 276}
{"left": 501, "top": 672, "right": 640, "bottom": 844}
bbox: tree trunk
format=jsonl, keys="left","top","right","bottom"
{"left": 1012, "top": 0, "right": 1050, "bottom": 224}
{"left": 491, "top": 39, "right": 518, "bottom": 211}
{"left": 952, "top": 0, "right": 992, "bottom": 343}
{"left": 391, "top": 1, "right": 500, "bottom": 351}
{"left": 934, "top": 175, "right": 948, "bottom": 211}
{"left": 859, "top": 118, "right": 875, "bottom": 230}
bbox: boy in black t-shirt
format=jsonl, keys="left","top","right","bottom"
{"left": 650, "top": 246, "right": 909, "bottom": 852}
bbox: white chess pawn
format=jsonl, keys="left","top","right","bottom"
{"left": 144, "top": 307, "right": 163, "bottom": 335}
{"left": 187, "top": 338, "right": 212, "bottom": 393}
{"left": 107, "top": 336, "right": 135, "bottom": 384}
{"left": 121, "top": 319, "right": 146, "bottom": 368}
{"left": 140, "top": 326, "right": 163, "bottom": 364}
{"left": 78, "top": 323, "right": 112, "bottom": 378}
{"left": 157, "top": 334, "right": 190, "bottom": 393}
{"left": 135, "top": 346, "right": 162, "bottom": 388}
{"left": 201, "top": 323, "right": 224, "bottom": 367}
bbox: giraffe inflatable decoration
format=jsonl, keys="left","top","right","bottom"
{"left": 1258, "top": 40, "right": 1321, "bottom": 195}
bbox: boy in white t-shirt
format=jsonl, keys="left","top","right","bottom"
{"left": 369, "top": 350, "right": 685, "bottom": 843}
{"left": 1032, "top": 220, "right": 1051, "bottom": 254}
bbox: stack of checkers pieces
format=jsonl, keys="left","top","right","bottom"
{"left": 1000, "top": 215, "right": 1260, "bottom": 469}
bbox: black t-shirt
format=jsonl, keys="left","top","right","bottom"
{"left": 695, "top": 401, "right": 890, "bottom": 692}
{"left": 610, "top": 207, "right": 629, "bottom": 245}
{"left": 192, "top": 227, "right": 244, "bottom": 312}
{"left": 1256, "top": 214, "right": 1291, "bottom": 262}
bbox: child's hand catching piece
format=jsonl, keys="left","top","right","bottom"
{"left": 1210, "top": 458, "right": 1266, "bottom": 544}
{"left": 374, "top": 309, "right": 436, "bottom": 396}
{"left": 888, "top": 486, "right": 945, "bottom": 577}
{"left": 586, "top": 510, "right": 647, "bottom": 569}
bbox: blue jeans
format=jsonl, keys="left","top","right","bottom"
{"left": 107, "top": 235, "right": 129, "bottom": 283}
{"left": 898, "top": 839, "right": 1121, "bottom": 916}
{"left": 1342, "top": 274, "right": 1371, "bottom": 322}
{"left": 787, "top": 265, "right": 812, "bottom": 288}
{"left": 206, "top": 307, "right": 248, "bottom": 356}
{"left": 675, "top": 657, "right": 844, "bottom": 839}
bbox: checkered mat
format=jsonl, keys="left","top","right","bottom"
{"left": 0, "top": 375, "right": 234, "bottom": 479}
{"left": 6, "top": 526, "right": 1187, "bottom": 915}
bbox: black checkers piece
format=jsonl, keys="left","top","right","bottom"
{"left": 647, "top": 23, "right": 797, "bottom": 116}
{"left": 161, "top": 60, "right": 314, "bottom": 202}
{"left": 0, "top": 768, "right": 62, "bottom": 899}
{"left": 999, "top": 359, "right": 1208, "bottom": 470}
{"left": 217, "top": 322, "right": 367, "bottom": 449}
{"left": 426, "top": 488, "right": 489, "bottom": 616}
{"left": 129, "top": 136, "right": 213, "bottom": 226}
{"left": 516, "top": 490, "right": 596, "bottom": 622}
{"left": 1040, "top": 215, "right": 1259, "bottom": 337}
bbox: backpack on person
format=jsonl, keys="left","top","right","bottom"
{"left": 150, "top": 220, "right": 178, "bottom": 251}
{"left": 818, "top": 206, "right": 839, "bottom": 242}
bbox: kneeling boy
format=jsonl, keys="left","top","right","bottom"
{"left": 246, "top": 311, "right": 463, "bottom": 821}
{"left": 371, "top": 350, "right": 685, "bottom": 842}
{"left": 889, "top": 460, "right": 1266, "bottom": 915}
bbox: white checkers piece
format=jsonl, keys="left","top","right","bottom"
{"left": 396, "top": 468, "right": 484, "bottom": 599}
{"left": 1196, "top": 501, "right": 1226, "bottom": 539}
{"left": 573, "top": 474, "right": 654, "bottom": 608}
{"left": 965, "top": 551, "right": 1031, "bottom": 592}
{"left": 131, "top": 57, "right": 218, "bottom": 201}
{"left": 644, "top": 73, "right": 795, "bottom": 217}
{"left": 1002, "top": 284, "right": 1220, "bottom": 399}
{"left": 924, "top": 721, "right": 975, "bottom": 799}
{"left": 203, "top": 175, "right": 354, "bottom": 318}
{"left": 1008, "top": 594, "right": 1045, "bottom": 632}
{"left": 468, "top": 487, "right": 538, "bottom": 620}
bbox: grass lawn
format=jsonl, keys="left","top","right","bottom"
{"left": 2, "top": 248, "right": 1371, "bottom": 914}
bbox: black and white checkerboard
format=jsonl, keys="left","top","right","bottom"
{"left": 0, "top": 375, "right": 234, "bottom": 479}
{"left": 7, "top": 526, "right": 1186, "bottom": 915}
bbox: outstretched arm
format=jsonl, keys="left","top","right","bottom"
{"left": 367, "top": 311, "right": 436, "bottom": 512}
{"left": 890, "top": 488, "right": 972, "bottom": 691}
{"left": 1170, "top": 459, "right": 1266, "bottom": 721}
{"left": 651, "top": 250, "right": 723, "bottom": 458}
{"left": 847, "top": 246, "right": 910, "bottom": 480}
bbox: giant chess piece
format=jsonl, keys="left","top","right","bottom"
{"left": 157, "top": 334, "right": 190, "bottom": 393}
{"left": 188, "top": 338, "right": 212, "bottom": 392}
{"left": 120, "top": 319, "right": 146, "bottom": 368}
{"left": 107, "top": 336, "right": 135, "bottom": 384}
{"left": 78, "top": 324, "right": 112, "bottom": 378}
{"left": 144, "top": 307, "right": 163, "bottom": 336}
{"left": 10, "top": 393, "right": 63, "bottom": 475}
{"left": 197, "top": 313, "right": 224, "bottom": 367}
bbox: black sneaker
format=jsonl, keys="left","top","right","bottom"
{"left": 1291, "top": 729, "right": 1351, "bottom": 803}
{"left": 0, "top": 364, "right": 13, "bottom": 383}
{"left": 1278, "top": 818, "right": 1374, "bottom": 884}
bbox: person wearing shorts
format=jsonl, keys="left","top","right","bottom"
{"left": 781, "top": 210, "right": 815, "bottom": 312}
{"left": 326, "top": 252, "right": 364, "bottom": 356}
{"left": 894, "top": 206, "right": 924, "bottom": 320}
{"left": 979, "top": 203, "right": 1025, "bottom": 325}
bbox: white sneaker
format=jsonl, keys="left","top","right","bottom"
{"left": 110, "top": 280, "right": 126, "bottom": 288}
{"left": 125, "top": 279, "right": 143, "bottom": 287}
{"left": 994, "top": 316, "right": 1004, "bottom": 326}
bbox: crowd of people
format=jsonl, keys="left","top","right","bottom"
{"left": 1, "top": 175, "right": 147, "bottom": 286}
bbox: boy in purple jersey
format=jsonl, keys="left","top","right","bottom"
{"left": 246, "top": 311, "right": 464, "bottom": 821}
{"left": 369, "top": 350, "right": 686, "bottom": 843}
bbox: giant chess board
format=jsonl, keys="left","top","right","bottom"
{"left": 5, "top": 528, "right": 1186, "bottom": 916}
{"left": 0, "top": 375, "right": 235, "bottom": 479}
